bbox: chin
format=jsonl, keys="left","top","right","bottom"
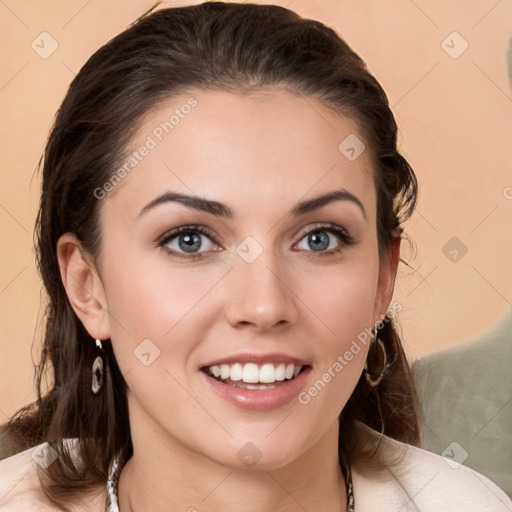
{"left": 204, "top": 434, "right": 309, "bottom": 472}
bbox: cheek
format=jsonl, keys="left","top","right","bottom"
{"left": 295, "top": 255, "right": 379, "bottom": 340}
{"left": 101, "top": 253, "right": 231, "bottom": 383}
{"left": 292, "top": 256, "right": 378, "bottom": 404}
{"left": 103, "top": 253, "right": 229, "bottom": 338}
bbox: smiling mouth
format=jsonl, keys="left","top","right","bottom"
{"left": 201, "top": 362, "right": 310, "bottom": 389}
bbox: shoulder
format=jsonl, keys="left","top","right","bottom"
{"left": 351, "top": 422, "right": 512, "bottom": 512}
{"left": 0, "top": 442, "right": 48, "bottom": 510}
{"left": 0, "top": 440, "right": 105, "bottom": 511}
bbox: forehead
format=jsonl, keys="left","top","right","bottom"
{"left": 102, "top": 88, "right": 376, "bottom": 221}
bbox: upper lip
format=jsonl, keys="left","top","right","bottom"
{"left": 201, "top": 352, "right": 311, "bottom": 368}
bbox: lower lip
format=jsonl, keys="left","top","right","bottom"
{"left": 200, "top": 367, "right": 312, "bottom": 411}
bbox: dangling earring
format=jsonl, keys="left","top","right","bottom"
{"left": 364, "top": 328, "right": 387, "bottom": 387}
{"left": 92, "top": 339, "right": 104, "bottom": 394}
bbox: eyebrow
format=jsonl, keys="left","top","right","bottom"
{"left": 138, "top": 187, "right": 366, "bottom": 220}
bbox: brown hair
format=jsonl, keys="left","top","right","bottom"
{"left": 0, "top": 2, "right": 419, "bottom": 509}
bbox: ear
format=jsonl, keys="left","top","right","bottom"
{"left": 372, "top": 233, "right": 401, "bottom": 325}
{"left": 57, "top": 233, "right": 111, "bottom": 340}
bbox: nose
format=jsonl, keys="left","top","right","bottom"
{"left": 224, "top": 249, "right": 299, "bottom": 332}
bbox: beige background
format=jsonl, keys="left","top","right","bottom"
{"left": 1, "top": 0, "right": 511, "bottom": 420}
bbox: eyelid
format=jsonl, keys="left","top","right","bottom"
{"left": 157, "top": 224, "right": 221, "bottom": 257}
{"left": 157, "top": 224, "right": 217, "bottom": 244}
{"left": 294, "top": 222, "right": 354, "bottom": 245}
{"left": 157, "top": 222, "right": 355, "bottom": 259}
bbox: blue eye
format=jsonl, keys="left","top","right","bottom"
{"left": 295, "top": 224, "right": 354, "bottom": 255}
{"left": 158, "top": 223, "right": 354, "bottom": 260}
{"left": 159, "top": 225, "right": 217, "bottom": 258}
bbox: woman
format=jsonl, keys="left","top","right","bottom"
{"left": 0, "top": 2, "right": 510, "bottom": 511}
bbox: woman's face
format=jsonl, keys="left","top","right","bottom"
{"left": 70, "top": 88, "right": 398, "bottom": 470}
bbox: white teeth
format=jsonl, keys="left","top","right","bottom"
{"left": 220, "top": 364, "right": 230, "bottom": 380}
{"left": 242, "top": 363, "right": 260, "bottom": 383}
{"left": 206, "top": 362, "right": 304, "bottom": 384}
{"left": 240, "top": 383, "right": 277, "bottom": 390}
{"left": 259, "top": 364, "right": 275, "bottom": 383}
{"left": 275, "top": 364, "right": 286, "bottom": 381}
{"left": 230, "top": 363, "right": 243, "bottom": 381}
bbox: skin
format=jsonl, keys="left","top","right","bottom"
{"left": 58, "top": 88, "right": 400, "bottom": 512}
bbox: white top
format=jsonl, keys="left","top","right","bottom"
{"left": 0, "top": 422, "right": 511, "bottom": 511}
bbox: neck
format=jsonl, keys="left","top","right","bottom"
{"left": 117, "top": 402, "right": 347, "bottom": 512}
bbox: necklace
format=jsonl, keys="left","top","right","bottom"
{"left": 106, "top": 449, "right": 355, "bottom": 512}
{"left": 106, "top": 451, "right": 122, "bottom": 512}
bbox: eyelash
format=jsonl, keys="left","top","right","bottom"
{"left": 157, "top": 223, "right": 355, "bottom": 260}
